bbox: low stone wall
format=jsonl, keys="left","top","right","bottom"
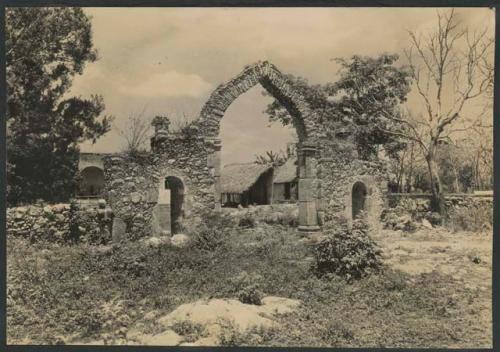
{"left": 7, "top": 202, "right": 113, "bottom": 244}
{"left": 383, "top": 193, "right": 493, "bottom": 231}
{"left": 222, "top": 203, "right": 299, "bottom": 226}
{"left": 386, "top": 193, "right": 493, "bottom": 216}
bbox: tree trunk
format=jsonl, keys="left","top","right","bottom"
{"left": 406, "top": 143, "right": 414, "bottom": 193}
{"left": 426, "top": 147, "right": 446, "bottom": 215}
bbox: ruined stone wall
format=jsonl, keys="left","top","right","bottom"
{"left": 317, "top": 137, "right": 388, "bottom": 228}
{"left": 6, "top": 203, "right": 112, "bottom": 244}
{"left": 386, "top": 193, "right": 493, "bottom": 219}
{"left": 381, "top": 194, "right": 493, "bottom": 231}
{"left": 103, "top": 133, "right": 217, "bottom": 240}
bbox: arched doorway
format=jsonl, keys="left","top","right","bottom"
{"left": 79, "top": 166, "right": 104, "bottom": 197}
{"left": 198, "top": 61, "right": 320, "bottom": 231}
{"left": 352, "top": 181, "right": 368, "bottom": 220}
{"left": 165, "top": 176, "right": 184, "bottom": 234}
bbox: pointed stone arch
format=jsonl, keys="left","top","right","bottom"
{"left": 198, "top": 61, "right": 318, "bottom": 141}
{"left": 198, "top": 61, "right": 321, "bottom": 231}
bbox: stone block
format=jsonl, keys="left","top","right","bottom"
{"left": 112, "top": 217, "right": 127, "bottom": 241}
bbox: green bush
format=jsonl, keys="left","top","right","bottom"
{"left": 170, "top": 320, "right": 206, "bottom": 342}
{"left": 238, "top": 212, "right": 256, "bottom": 228}
{"left": 190, "top": 209, "right": 235, "bottom": 251}
{"left": 445, "top": 203, "right": 492, "bottom": 232}
{"left": 425, "top": 211, "right": 442, "bottom": 226}
{"left": 229, "top": 271, "right": 264, "bottom": 305}
{"left": 320, "top": 321, "right": 354, "bottom": 344}
{"left": 313, "top": 218, "right": 383, "bottom": 281}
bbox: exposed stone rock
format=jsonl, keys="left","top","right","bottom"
{"left": 171, "top": 234, "right": 190, "bottom": 248}
{"left": 141, "top": 236, "right": 171, "bottom": 248}
{"left": 421, "top": 218, "right": 433, "bottom": 229}
{"left": 130, "top": 192, "right": 142, "bottom": 204}
{"left": 155, "top": 296, "right": 301, "bottom": 344}
{"left": 136, "top": 330, "right": 182, "bottom": 346}
{"left": 112, "top": 217, "right": 127, "bottom": 241}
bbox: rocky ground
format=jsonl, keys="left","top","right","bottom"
{"left": 374, "top": 227, "right": 492, "bottom": 347}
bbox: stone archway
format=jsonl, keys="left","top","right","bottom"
{"left": 198, "top": 61, "right": 320, "bottom": 231}
{"left": 153, "top": 175, "right": 185, "bottom": 235}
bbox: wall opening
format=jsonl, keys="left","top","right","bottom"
{"left": 199, "top": 61, "right": 319, "bottom": 230}
{"left": 79, "top": 166, "right": 105, "bottom": 197}
{"left": 165, "top": 176, "right": 184, "bottom": 234}
{"left": 352, "top": 181, "right": 368, "bottom": 220}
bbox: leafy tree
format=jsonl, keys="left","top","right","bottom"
{"left": 326, "top": 54, "right": 412, "bottom": 159}
{"left": 263, "top": 54, "right": 412, "bottom": 160}
{"left": 6, "top": 8, "right": 112, "bottom": 205}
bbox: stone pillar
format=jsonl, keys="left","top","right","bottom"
{"left": 298, "top": 142, "right": 320, "bottom": 232}
{"left": 207, "top": 138, "right": 222, "bottom": 211}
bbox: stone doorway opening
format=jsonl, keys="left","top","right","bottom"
{"left": 79, "top": 166, "right": 105, "bottom": 197}
{"left": 165, "top": 176, "right": 184, "bottom": 234}
{"left": 199, "top": 61, "right": 320, "bottom": 231}
{"left": 352, "top": 181, "right": 368, "bottom": 220}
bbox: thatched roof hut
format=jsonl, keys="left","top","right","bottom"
{"left": 220, "top": 163, "right": 274, "bottom": 206}
{"left": 221, "top": 163, "right": 272, "bottom": 193}
{"left": 274, "top": 158, "right": 298, "bottom": 184}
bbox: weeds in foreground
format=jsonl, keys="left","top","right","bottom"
{"left": 6, "top": 221, "right": 490, "bottom": 347}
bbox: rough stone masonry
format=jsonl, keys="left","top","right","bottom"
{"left": 100, "top": 61, "right": 388, "bottom": 240}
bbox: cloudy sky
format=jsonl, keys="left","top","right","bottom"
{"left": 72, "top": 7, "right": 494, "bottom": 165}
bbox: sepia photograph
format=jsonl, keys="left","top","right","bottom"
{"left": 4, "top": 5, "right": 495, "bottom": 348}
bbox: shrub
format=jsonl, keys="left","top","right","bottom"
{"left": 229, "top": 271, "right": 264, "bottom": 305}
{"left": 445, "top": 203, "right": 492, "bottom": 232}
{"left": 190, "top": 208, "right": 235, "bottom": 251}
{"left": 238, "top": 212, "right": 256, "bottom": 228}
{"left": 170, "top": 320, "right": 206, "bottom": 342}
{"left": 312, "top": 218, "right": 383, "bottom": 281}
{"left": 217, "top": 319, "right": 245, "bottom": 346}
{"left": 320, "top": 321, "right": 354, "bottom": 344}
{"left": 238, "top": 284, "right": 263, "bottom": 305}
{"left": 425, "top": 211, "right": 442, "bottom": 226}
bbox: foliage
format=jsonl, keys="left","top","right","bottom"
{"left": 395, "top": 9, "right": 493, "bottom": 213}
{"left": 7, "top": 223, "right": 491, "bottom": 347}
{"left": 229, "top": 272, "right": 264, "bottom": 305}
{"left": 326, "top": 54, "right": 412, "bottom": 159}
{"left": 446, "top": 203, "right": 492, "bottom": 232}
{"left": 263, "top": 54, "right": 411, "bottom": 160}
{"left": 6, "top": 8, "right": 112, "bottom": 205}
{"left": 117, "top": 108, "right": 152, "bottom": 155}
{"left": 238, "top": 212, "right": 257, "bottom": 228}
{"left": 255, "top": 150, "right": 289, "bottom": 167}
{"left": 170, "top": 320, "right": 207, "bottom": 342}
{"left": 313, "top": 217, "right": 383, "bottom": 281}
{"left": 264, "top": 74, "right": 331, "bottom": 129}
{"left": 190, "top": 208, "right": 236, "bottom": 251}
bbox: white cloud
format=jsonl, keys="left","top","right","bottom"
{"left": 120, "top": 71, "right": 212, "bottom": 98}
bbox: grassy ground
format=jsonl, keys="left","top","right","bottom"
{"left": 7, "top": 223, "right": 492, "bottom": 347}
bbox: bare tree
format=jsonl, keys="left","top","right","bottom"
{"left": 118, "top": 107, "right": 153, "bottom": 155}
{"left": 379, "top": 9, "right": 493, "bottom": 213}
